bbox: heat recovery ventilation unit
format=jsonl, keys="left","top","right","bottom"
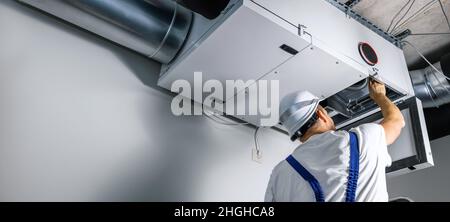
{"left": 19, "top": 0, "right": 434, "bottom": 176}
{"left": 157, "top": 0, "right": 434, "bottom": 176}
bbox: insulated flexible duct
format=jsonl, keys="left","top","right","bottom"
{"left": 410, "top": 53, "right": 450, "bottom": 108}
{"left": 18, "top": 0, "right": 192, "bottom": 64}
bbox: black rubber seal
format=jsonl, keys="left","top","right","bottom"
{"left": 358, "top": 42, "right": 378, "bottom": 66}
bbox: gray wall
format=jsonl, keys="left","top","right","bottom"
{"left": 388, "top": 135, "right": 450, "bottom": 202}
{"left": 0, "top": 0, "right": 296, "bottom": 201}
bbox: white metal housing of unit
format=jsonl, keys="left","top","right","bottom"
{"left": 157, "top": 0, "right": 433, "bottom": 176}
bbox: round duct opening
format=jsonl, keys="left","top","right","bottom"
{"left": 359, "top": 42, "right": 378, "bottom": 66}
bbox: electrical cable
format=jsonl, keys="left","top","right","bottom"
{"left": 203, "top": 112, "right": 242, "bottom": 125}
{"left": 386, "top": 0, "right": 413, "bottom": 33}
{"left": 430, "top": 66, "right": 450, "bottom": 95}
{"left": 402, "top": 41, "right": 449, "bottom": 81}
{"left": 438, "top": 0, "right": 450, "bottom": 31}
{"left": 254, "top": 127, "right": 261, "bottom": 156}
{"left": 391, "top": 0, "right": 416, "bottom": 34}
{"left": 402, "top": 40, "right": 450, "bottom": 97}
{"left": 423, "top": 73, "right": 441, "bottom": 107}
{"left": 409, "top": 32, "right": 450, "bottom": 36}
{"left": 202, "top": 105, "right": 263, "bottom": 161}
{"left": 391, "top": 0, "right": 438, "bottom": 35}
{"left": 202, "top": 106, "right": 250, "bottom": 126}
{"left": 393, "top": 0, "right": 438, "bottom": 34}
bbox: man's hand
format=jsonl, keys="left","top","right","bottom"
{"left": 368, "top": 78, "right": 405, "bottom": 145}
{"left": 369, "top": 78, "right": 386, "bottom": 102}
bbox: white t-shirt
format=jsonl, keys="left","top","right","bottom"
{"left": 265, "top": 123, "right": 392, "bottom": 202}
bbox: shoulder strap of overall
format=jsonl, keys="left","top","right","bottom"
{"left": 286, "top": 155, "right": 325, "bottom": 202}
{"left": 346, "top": 131, "right": 360, "bottom": 202}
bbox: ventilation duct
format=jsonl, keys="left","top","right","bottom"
{"left": 18, "top": 0, "right": 192, "bottom": 64}
{"left": 410, "top": 53, "right": 450, "bottom": 108}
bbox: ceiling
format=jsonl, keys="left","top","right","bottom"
{"left": 339, "top": 0, "right": 450, "bottom": 70}
{"left": 339, "top": 0, "right": 450, "bottom": 140}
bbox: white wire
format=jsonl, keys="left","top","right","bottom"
{"left": 203, "top": 107, "right": 263, "bottom": 159}
{"left": 402, "top": 41, "right": 450, "bottom": 81}
{"left": 409, "top": 32, "right": 450, "bottom": 36}
{"left": 392, "top": 0, "right": 437, "bottom": 34}
{"left": 202, "top": 108, "right": 249, "bottom": 126}
{"left": 438, "top": 0, "right": 450, "bottom": 31}
{"left": 390, "top": 0, "right": 416, "bottom": 34}
{"left": 391, "top": 0, "right": 438, "bottom": 35}
{"left": 386, "top": 0, "right": 413, "bottom": 33}
{"left": 254, "top": 127, "right": 261, "bottom": 154}
{"left": 202, "top": 106, "right": 262, "bottom": 161}
{"left": 429, "top": 66, "right": 450, "bottom": 94}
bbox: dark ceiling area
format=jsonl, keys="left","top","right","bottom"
{"left": 424, "top": 103, "right": 450, "bottom": 140}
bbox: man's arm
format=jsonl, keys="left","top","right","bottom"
{"left": 369, "top": 79, "right": 405, "bottom": 145}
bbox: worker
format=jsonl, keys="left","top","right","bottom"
{"left": 265, "top": 79, "right": 405, "bottom": 202}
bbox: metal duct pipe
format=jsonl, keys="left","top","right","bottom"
{"left": 18, "top": 0, "right": 192, "bottom": 64}
{"left": 410, "top": 54, "right": 450, "bottom": 108}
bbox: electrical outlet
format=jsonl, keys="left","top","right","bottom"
{"left": 252, "top": 149, "right": 263, "bottom": 163}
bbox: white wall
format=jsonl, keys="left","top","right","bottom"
{"left": 387, "top": 135, "right": 450, "bottom": 202}
{"left": 0, "top": 0, "right": 296, "bottom": 201}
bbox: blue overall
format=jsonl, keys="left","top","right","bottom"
{"left": 286, "top": 132, "right": 359, "bottom": 202}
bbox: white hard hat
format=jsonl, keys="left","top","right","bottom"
{"left": 279, "top": 91, "right": 320, "bottom": 141}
